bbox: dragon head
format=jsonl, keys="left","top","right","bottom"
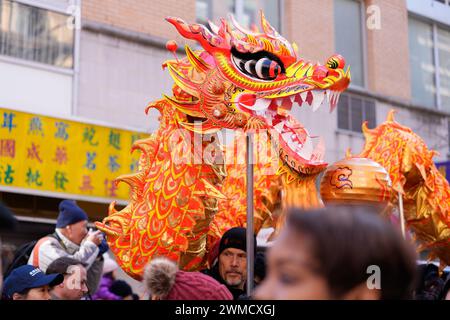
{"left": 163, "top": 11, "right": 350, "bottom": 176}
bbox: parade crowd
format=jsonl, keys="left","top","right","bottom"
{"left": 0, "top": 200, "right": 449, "bottom": 300}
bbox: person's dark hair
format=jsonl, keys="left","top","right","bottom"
{"left": 254, "top": 251, "right": 266, "bottom": 282}
{"left": 439, "top": 272, "right": 450, "bottom": 300}
{"left": 286, "top": 206, "right": 418, "bottom": 300}
{"left": 110, "top": 280, "right": 133, "bottom": 298}
{"left": 414, "top": 264, "right": 444, "bottom": 300}
{"left": 2, "top": 287, "right": 30, "bottom": 300}
{"left": 46, "top": 257, "right": 87, "bottom": 275}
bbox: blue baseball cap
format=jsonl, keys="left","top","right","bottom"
{"left": 2, "top": 265, "right": 64, "bottom": 299}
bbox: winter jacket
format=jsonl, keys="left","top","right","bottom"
{"left": 92, "top": 275, "right": 121, "bottom": 300}
{"left": 201, "top": 264, "right": 254, "bottom": 300}
{"left": 28, "top": 229, "right": 103, "bottom": 295}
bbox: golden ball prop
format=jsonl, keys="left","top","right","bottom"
{"left": 320, "top": 157, "right": 392, "bottom": 207}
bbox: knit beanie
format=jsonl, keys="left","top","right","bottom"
{"left": 56, "top": 200, "right": 88, "bottom": 228}
{"left": 144, "top": 258, "right": 233, "bottom": 300}
{"left": 219, "top": 227, "right": 256, "bottom": 256}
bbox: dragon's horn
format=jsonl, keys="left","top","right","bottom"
{"left": 166, "top": 16, "right": 229, "bottom": 52}
{"left": 185, "top": 45, "right": 211, "bottom": 73}
{"left": 386, "top": 109, "right": 397, "bottom": 122}
{"left": 361, "top": 121, "right": 375, "bottom": 136}
{"left": 260, "top": 10, "right": 278, "bottom": 37}
{"left": 164, "top": 95, "right": 205, "bottom": 118}
{"left": 208, "top": 20, "right": 220, "bottom": 34}
{"left": 229, "top": 14, "right": 256, "bottom": 36}
{"left": 345, "top": 148, "right": 352, "bottom": 158}
{"left": 166, "top": 63, "right": 201, "bottom": 98}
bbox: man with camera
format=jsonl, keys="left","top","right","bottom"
{"left": 28, "top": 200, "right": 107, "bottom": 295}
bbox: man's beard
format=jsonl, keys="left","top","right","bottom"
{"left": 224, "top": 271, "right": 244, "bottom": 287}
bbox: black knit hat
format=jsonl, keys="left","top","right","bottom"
{"left": 56, "top": 200, "right": 88, "bottom": 228}
{"left": 219, "top": 227, "right": 256, "bottom": 256}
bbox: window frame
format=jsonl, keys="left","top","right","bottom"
{"left": 13, "top": 0, "right": 71, "bottom": 14}
{"left": 0, "top": 0, "right": 81, "bottom": 115}
{"left": 0, "top": 0, "right": 79, "bottom": 73}
{"left": 408, "top": 12, "right": 450, "bottom": 111}
{"left": 333, "top": 0, "right": 368, "bottom": 90}
{"left": 336, "top": 92, "right": 377, "bottom": 134}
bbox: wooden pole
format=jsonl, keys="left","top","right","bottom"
{"left": 398, "top": 191, "right": 406, "bottom": 238}
{"left": 246, "top": 133, "right": 255, "bottom": 296}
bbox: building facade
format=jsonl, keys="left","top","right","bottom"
{"left": 0, "top": 0, "right": 449, "bottom": 257}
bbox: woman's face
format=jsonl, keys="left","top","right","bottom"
{"left": 253, "top": 228, "right": 332, "bottom": 300}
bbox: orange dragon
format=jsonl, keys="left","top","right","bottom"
{"left": 358, "top": 111, "right": 450, "bottom": 268}
{"left": 95, "top": 12, "right": 351, "bottom": 279}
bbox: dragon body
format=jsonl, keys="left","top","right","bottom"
{"left": 358, "top": 111, "right": 450, "bottom": 267}
{"left": 96, "top": 12, "right": 450, "bottom": 279}
{"left": 95, "top": 12, "right": 350, "bottom": 279}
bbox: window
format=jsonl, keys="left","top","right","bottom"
{"left": 408, "top": 16, "right": 450, "bottom": 111}
{"left": 334, "top": 0, "right": 365, "bottom": 88}
{"left": 196, "top": 0, "right": 281, "bottom": 31}
{"left": 337, "top": 93, "right": 376, "bottom": 133}
{"left": 448, "top": 119, "right": 450, "bottom": 151}
{"left": 439, "top": 27, "right": 450, "bottom": 109}
{"left": 408, "top": 18, "right": 436, "bottom": 108}
{"left": 0, "top": 0, "right": 74, "bottom": 68}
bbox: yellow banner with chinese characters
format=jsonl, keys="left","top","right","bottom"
{"left": 0, "top": 108, "right": 146, "bottom": 200}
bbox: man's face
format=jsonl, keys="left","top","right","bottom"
{"left": 218, "top": 248, "right": 247, "bottom": 289}
{"left": 61, "top": 264, "right": 88, "bottom": 300}
{"left": 14, "top": 285, "right": 51, "bottom": 300}
{"left": 67, "top": 220, "right": 88, "bottom": 245}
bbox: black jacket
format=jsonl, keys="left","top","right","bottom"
{"left": 201, "top": 264, "right": 255, "bottom": 300}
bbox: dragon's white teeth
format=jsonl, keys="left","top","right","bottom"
{"left": 255, "top": 98, "right": 271, "bottom": 111}
{"left": 276, "top": 98, "right": 284, "bottom": 107}
{"left": 325, "top": 90, "right": 331, "bottom": 104}
{"left": 282, "top": 132, "right": 292, "bottom": 141}
{"left": 289, "top": 95, "right": 295, "bottom": 103}
{"left": 274, "top": 122, "right": 284, "bottom": 132}
{"left": 296, "top": 136, "right": 313, "bottom": 160}
{"left": 288, "top": 139, "right": 297, "bottom": 151}
{"left": 335, "top": 92, "right": 341, "bottom": 105}
{"left": 300, "top": 91, "right": 308, "bottom": 104}
{"left": 310, "top": 137, "right": 325, "bottom": 162}
{"left": 311, "top": 91, "right": 325, "bottom": 112}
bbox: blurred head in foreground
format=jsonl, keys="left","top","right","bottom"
{"left": 254, "top": 206, "right": 417, "bottom": 300}
{"left": 144, "top": 257, "right": 233, "bottom": 300}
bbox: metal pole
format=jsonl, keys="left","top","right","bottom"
{"left": 246, "top": 133, "right": 254, "bottom": 296}
{"left": 398, "top": 191, "right": 406, "bottom": 238}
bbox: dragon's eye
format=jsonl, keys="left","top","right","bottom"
{"left": 231, "top": 49, "right": 284, "bottom": 81}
